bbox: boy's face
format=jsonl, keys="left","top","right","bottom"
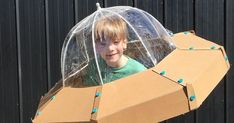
{"left": 95, "top": 37, "right": 127, "bottom": 67}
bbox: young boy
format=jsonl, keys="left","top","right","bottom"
{"left": 84, "top": 16, "right": 146, "bottom": 86}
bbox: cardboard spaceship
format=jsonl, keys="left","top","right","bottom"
{"left": 33, "top": 3, "right": 230, "bottom": 123}
{"left": 33, "top": 31, "right": 230, "bottom": 123}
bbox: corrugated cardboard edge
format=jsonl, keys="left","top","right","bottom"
{"left": 186, "top": 83, "right": 197, "bottom": 110}
{"left": 219, "top": 46, "right": 230, "bottom": 68}
{"left": 91, "top": 86, "right": 103, "bottom": 121}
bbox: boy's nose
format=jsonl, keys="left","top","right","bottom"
{"left": 107, "top": 43, "right": 114, "bottom": 51}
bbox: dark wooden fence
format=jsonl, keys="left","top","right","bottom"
{"left": 0, "top": 0, "right": 233, "bottom": 123}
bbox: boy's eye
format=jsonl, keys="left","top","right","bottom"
{"left": 113, "top": 41, "right": 119, "bottom": 44}
{"left": 99, "top": 42, "right": 106, "bottom": 46}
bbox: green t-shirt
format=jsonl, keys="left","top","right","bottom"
{"left": 83, "top": 57, "right": 146, "bottom": 86}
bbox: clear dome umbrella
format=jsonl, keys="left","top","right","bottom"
{"left": 61, "top": 3, "right": 175, "bottom": 86}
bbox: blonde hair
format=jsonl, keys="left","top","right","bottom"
{"left": 95, "top": 16, "right": 128, "bottom": 42}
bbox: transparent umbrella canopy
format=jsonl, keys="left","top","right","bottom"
{"left": 61, "top": 3, "right": 175, "bottom": 86}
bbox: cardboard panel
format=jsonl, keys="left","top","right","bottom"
{"left": 189, "top": 50, "right": 229, "bottom": 107}
{"left": 95, "top": 70, "right": 189, "bottom": 122}
{"left": 33, "top": 87, "right": 97, "bottom": 123}
{"left": 98, "top": 88, "right": 188, "bottom": 123}
{"left": 171, "top": 32, "right": 220, "bottom": 50}
{"left": 153, "top": 49, "right": 223, "bottom": 86}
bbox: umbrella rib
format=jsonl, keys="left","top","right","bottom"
{"left": 61, "top": 13, "right": 95, "bottom": 85}
{"left": 92, "top": 9, "right": 104, "bottom": 85}
{"left": 137, "top": 8, "right": 161, "bottom": 37}
{"left": 61, "top": 32, "right": 75, "bottom": 85}
{"left": 133, "top": 8, "right": 160, "bottom": 64}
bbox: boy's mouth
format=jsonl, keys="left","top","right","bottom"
{"left": 106, "top": 53, "right": 117, "bottom": 57}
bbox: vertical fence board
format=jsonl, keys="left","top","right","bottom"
{"left": 46, "top": 0, "right": 75, "bottom": 88}
{"left": 164, "top": 0, "right": 194, "bottom": 33}
{"left": 195, "top": 0, "right": 224, "bottom": 45}
{"left": 105, "top": 0, "right": 133, "bottom": 7}
{"left": 0, "top": 0, "right": 19, "bottom": 123}
{"left": 74, "top": 0, "right": 103, "bottom": 23}
{"left": 195, "top": 0, "right": 225, "bottom": 123}
{"left": 135, "top": 0, "right": 164, "bottom": 24}
{"left": 17, "top": 0, "right": 48, "bottom": 122}
{"left": 226, "top": 0, "right": 234, "bottom": 122}
{"left": 166, "top": 111, "right": 196, "bottom": 123}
